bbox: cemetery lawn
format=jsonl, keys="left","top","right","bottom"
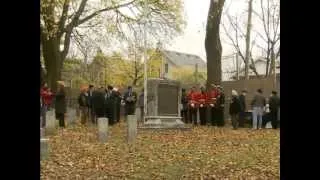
{"left": 41, "top": 122, "right": 279, "bottom": 180}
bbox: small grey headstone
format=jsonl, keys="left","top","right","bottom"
{"left": 40, "top": 138, "right": 49, "bottom": 160}
{"left": 40, "top": 128, "right": 45, "bottom": 137}
{"left": 67, "top": 108, "right": 77, "bottom": 126}
{"left": 46, "top": 110, "right": 56, "bottom": 135}
{"left": 266, "top": 122, "right": 272, "bottom": 129}
{"left": 97, "top": 118, "right": 108, "bottom": 143}
{"left": 127, "top": 115, "right": 137, "bottom": 144}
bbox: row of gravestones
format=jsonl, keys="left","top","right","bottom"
{"left": 40, "top": 109, "right": 138, "bottom": 161}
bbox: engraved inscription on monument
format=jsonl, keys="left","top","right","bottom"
{"left": 158, "top": 84, "right": 178, "bottom": 116}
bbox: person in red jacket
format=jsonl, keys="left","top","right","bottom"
{"left": 207, "top": 84, "right": 218, "bottom": 126}
{"left": 187, "top": 86, "right": 199, "bottom": 125}
{"left": 40, "top": 82, "right": 54, "bottom": 128}
{"left": 198, "top": 86, "right": 207, "bottom": 125}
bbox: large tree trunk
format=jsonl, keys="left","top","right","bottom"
{"left": 205, "top": 0, "right": 225, "bottom": 87}
{"left": 42, "top": 37, "right": 63, "bottom": 92}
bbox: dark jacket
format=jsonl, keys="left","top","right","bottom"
{"left": 87, "top": 89, "right": 94, "bottom": 108}
{"left": 113, "top": 91, "right": 122, "bottom": 107}
{"left": 55, "top": 90, "right": 66, "bottom": 114}
{"left": 78, "top": 92, "right": 88, "bottom": 107}
{"left": 269, "top": 95, "right": 280, "bottom": 111}
{"left": 229, "top": 96, "right": 241, "bottom": 115}
{"left": 216, "top": 93, "right": 225, "bottom": 109}
{"left": 239, "top": 94, "right": 246, "bottom": 112}
{"left": 124, "top": 91, "right": 137, "bottom": 106}
{"left": 92, "top": 91, "right": 105, "bottom": 112}
{"left": 123, "top": 90, "right": 137, "bottom": 115}
{"left": 104, "top": 90, "right": 114, "bottom": 108}
{"left": 181, "top": 92, "right": 188, "bottom": 110}
{"left": 251, "top": 94, "right": 266, "bottom": 108}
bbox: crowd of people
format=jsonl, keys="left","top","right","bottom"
{"left": 77, "top": 85, "right": 137, "bottom": 126}
{"left": 40, "top": 81, "right": 280, "bottom": 130}
{"left": 180, "top": 84, "right": 280, "bottom": 130}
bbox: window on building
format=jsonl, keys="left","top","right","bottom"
{"left": 165, "top": 63, "right": 169, "bottom": 73}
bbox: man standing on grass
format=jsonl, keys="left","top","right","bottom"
{"left": 216, "top": 86, "right": 225, "bottom": 127}
{"left": 112, "top": 87, "right": 122, "bottom": 124}
{"left": 124, "top": 86, "right": 137, "bottom": 116}
{"left": 229, "top": 90, "right": 241, "bottom": 130}
{"left": 251, "top": 89, "right": 266, "bottom": 130}
{"left": 92, "top": 87, "right": 106, "bottom": 120}
{"left": 78, "top": 86, "right": 88, "bottom": 125}
{"left": 88, "top": 85, "right": 95, "bottom": 124}
{"left": 238, "top": 90, "right": 247, "bottom": 127}
{"left": 269, "top": 91, "right": 280, "bottom": 129}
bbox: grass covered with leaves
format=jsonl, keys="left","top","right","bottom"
{"left": 41, "top": 122, "right": 279, "bottom": 180}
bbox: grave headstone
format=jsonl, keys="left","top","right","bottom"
{"left": 40, "top": 128, "right": 45, "bottom": 137}
{"left": 127, "top": 115, "right": 137, "bottom": 143}
{"left": 97, "top": 117, "right": 108, "bottom": 143}
{"left": 266, "top": 122, "right": 272, "bottom": 129}
{"left": 40, "top": 138, "right": 49, "bottom": 160}
{"left": 66, "top": 108, "right": 77, "bottom": 126}
{"left": 46, "top": 110, "right": 56, "bottom": 135}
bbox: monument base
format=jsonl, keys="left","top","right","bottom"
{"left": 139, "top": 116, "right": 191, "bottom": 130}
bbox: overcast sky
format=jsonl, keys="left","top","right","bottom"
{"left": 167, "top": 0, "right": 243, "bottom": 60}
{"left": 166, "top": 0, "right": 279, "bottom": 78}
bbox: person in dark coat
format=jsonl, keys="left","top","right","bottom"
{"left": 138, "top": 88, "right": 145, "bottom": 123}
{"left": 105, "top": 85, "right": 115, "bottom": 125}
{"left": 123, "top": 86, "right": 137, "bottom": 116}
{"left": 238, "top": 90, "right": 247, "bottom": 127}
{"left": 269, "top": 91, "right": 280, "bottom": 129}
{"left": 78, "top": 86, "right": 89, "bottom": 125}
{"left": 229, "top": 90, "right": 241, "bottom": 130}
{"left": 112, "top": 87, "right": 122, "bottom": 123}
{"left": 216, "top": 86, "right": 225, "bottom": 127}
{"left": 55, "top": 81, "right": 67, "bottom": 128}
{"left": 180, "top": 88, "right": 188, "bottom": 123}
{"left": 92, "top": 87, "right": 106, "bottom": 120}
{"left": 87, "top": 85, "right": 95, "bottom": 124}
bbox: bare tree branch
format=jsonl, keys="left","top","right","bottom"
{"left": 77, "top": 0, "right": 137, "bottom": 26}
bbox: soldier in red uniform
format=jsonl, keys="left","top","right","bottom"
{"left": 207, "top": 84, "right": 218, "bottom": 126}
{"left": 198, "top": 87, "right": 207, "bottom": 125}
{"left": 187, "top": 86, "right": 199, "bottom": 125}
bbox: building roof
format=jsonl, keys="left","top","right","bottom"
{"left": 160, "top": 50, "right": 206, "bottom": 69}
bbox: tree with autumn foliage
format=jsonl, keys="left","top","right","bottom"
{"left": 41, "top": 0, "right": 185, "bottom": 91}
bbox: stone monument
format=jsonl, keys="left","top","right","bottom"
{"left": 140, "top": 78, "right": 189, "bottom": 129}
